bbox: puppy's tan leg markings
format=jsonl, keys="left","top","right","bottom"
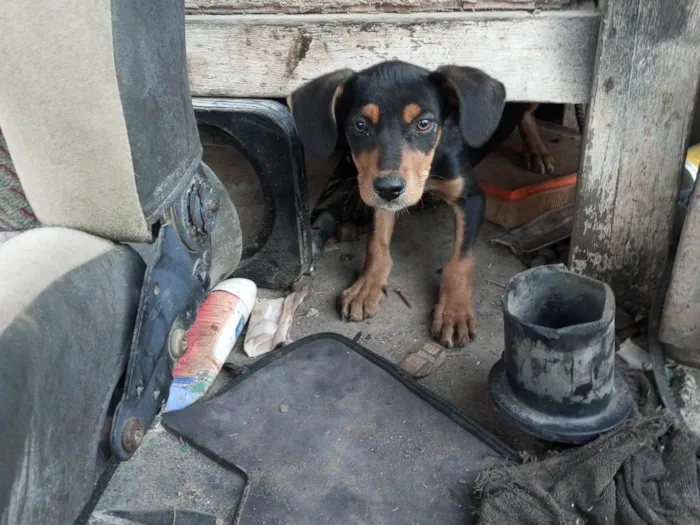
{"left": 519, "top": 103, "right": 555, "bottom": 175}
{"left": 431, "top": 207, "right": 477, "bottom": 348}
{"left": 340, "top": 209, "right": 395, "bottom": 322}
{"left": 425, "top": 182, "right": 478, "bottom": 348}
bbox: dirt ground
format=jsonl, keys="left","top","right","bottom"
{"left": 301, "top": 211, "right": 542, "bottom": 451}
{"left": 90, "top": 207, "right": 543, "bottom": 520}
{"left": 218, "top": 200, "right": 546, "bottom": 454}
{"left": 291, "top": 206, "right": 546, "bottom": 453}
{"left": 204, "top": 125, "right": 578, "bottom": 454}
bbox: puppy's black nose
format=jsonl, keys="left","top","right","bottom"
{"left": 373, "top": 176, "right": 406, "bottom": 201}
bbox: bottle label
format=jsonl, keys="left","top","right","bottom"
{"left": 172, "top": 291, "right": 243, "bottom": 379}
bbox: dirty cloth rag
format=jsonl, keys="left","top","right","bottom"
{"left": 475, "top": 412, "right": 700, "bottom": 525}
{"left": 243, "top": 278, "right": 309, "bottom": 358}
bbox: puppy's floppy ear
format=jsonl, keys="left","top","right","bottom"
{"left": 431, "top": 66, "right": 506, "bottom": 148}
{"left": 287, "top": 68, "right": 354, "bottom": 159}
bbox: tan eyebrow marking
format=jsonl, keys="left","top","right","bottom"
{"left": 361, "top": 103, "right": 380, "bottom": 124}
{"left": 403, "top": 103, "right": 423, "bottom": 124}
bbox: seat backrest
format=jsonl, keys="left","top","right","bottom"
{"left": 0, "top": 0, "right": 202, "bottom": 244}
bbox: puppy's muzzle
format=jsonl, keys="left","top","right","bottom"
{"left": 373, "top": 175, "right": 406, "bottom": 202}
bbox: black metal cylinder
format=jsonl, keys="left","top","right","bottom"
{"left": 489, "top": 264, "right": 635, "bottom": 444}
{"left": 503, "top": 264, "right": 616, "bottom": 417}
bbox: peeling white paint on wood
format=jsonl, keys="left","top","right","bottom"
{"left": 185, "top": 8, "right": 599, "bottom": 102}
{"left": 185, "top": 0, "right": 576, "bottom": 15}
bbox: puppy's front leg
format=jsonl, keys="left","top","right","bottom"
{"left": 340, "top": 209, "right": 395, "bottom": 321}
{"left": 432, "top": 192, "right": 484, "bottom": 348}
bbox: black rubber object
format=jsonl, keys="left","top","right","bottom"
{"left": 193, "top": 99, "right": 312, "bottom": 290}
{"left": 489, "top": 265, "right": 635, "bottom": 444}
{"left": 490, "top": 361, "right": 635, "bottom": 445}
{"left": 163, "top": 333, "right": 516, "bottom": 524}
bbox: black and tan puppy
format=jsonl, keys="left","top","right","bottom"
{"left": 288, "top": 60, "right": 535, "bottom": 348}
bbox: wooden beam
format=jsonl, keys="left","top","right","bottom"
{"left": 570, "top": 0, "right": 700, "bottom": 312}
{"left": 185, "top": 0, "right": 576, "bottom": 15}
{"left": 185, "top": 8, "right": 599, "bottom": 102}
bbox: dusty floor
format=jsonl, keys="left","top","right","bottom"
{"left": 206, "top": 123, "right": 583, "bottom": 454}
{"left": 220, "top": 200, "right": 547, "bottom": 454}
{"left": 291, "top": 205, "right": 541, "bottom": 452}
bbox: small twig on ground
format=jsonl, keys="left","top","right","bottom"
{"left": 394, "top": 288, "right": 413, "bottom": 309}
{"left": 485, "top": 279, "right": 507, "bottom": 288}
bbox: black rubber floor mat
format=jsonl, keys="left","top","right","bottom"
{"left": 163, "top": 333, "right": 516, "bottom": 524}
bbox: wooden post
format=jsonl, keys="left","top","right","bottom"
{"left": 570, "top": 0, "right": 700, "bottom": 312}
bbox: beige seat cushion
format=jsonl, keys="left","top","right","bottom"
{"left": 0, "top": 228, "right": 116, "bottom": 333}
{"left": 0, "top": 0, "right": 149, "bottom": 242}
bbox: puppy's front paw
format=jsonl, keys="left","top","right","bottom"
{"left": 340, "top": 274, "right": 387, "bottom": 322}
{"left": 432, "top": 257, "right": 477, "bottom": 348}
{"left": 431, "top": 298, "right": 477, "bottom": 349}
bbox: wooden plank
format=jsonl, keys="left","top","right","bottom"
{"left": 570, "top": 0, "right": 700, "bottom": 312}
{"left": 185, "top": 8, "right": 599, "bottom": 102}
{"left": 185, "top": 0, "right": 575, "bottom": 15}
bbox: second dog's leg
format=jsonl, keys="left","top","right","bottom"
{"left": 340, "top": 209, "right": 395, "bottom": 321}
{"left": 519, "top": 103, "right": 555, "bottom": 174}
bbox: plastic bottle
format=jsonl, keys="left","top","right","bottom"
{"left": 164, "top": 278, "right": 257, "bottom": 413}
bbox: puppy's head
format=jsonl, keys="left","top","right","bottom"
{"left": 288, "top": 61, "right": 506, "bottom": 212}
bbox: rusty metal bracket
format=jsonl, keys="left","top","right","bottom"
{"left": 110, "top": 165, "right": 218, "bottom": 461}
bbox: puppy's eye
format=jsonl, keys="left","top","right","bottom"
{"left": 416, "top": 118, "right": 434, "bottom": 132}
{"left": 352, "top": 119, "right": 368, "bottom": 134}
